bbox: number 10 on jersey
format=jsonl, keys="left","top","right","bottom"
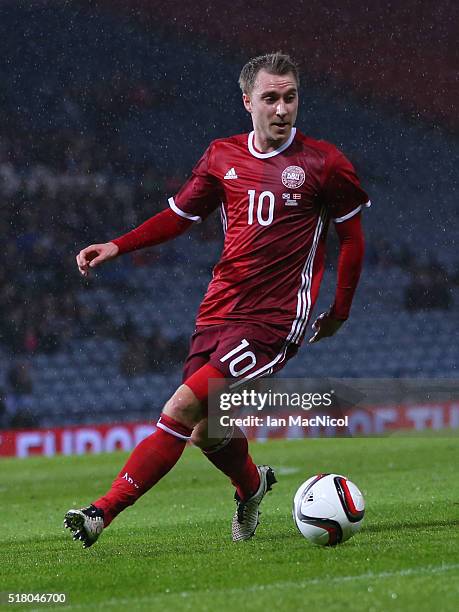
{"left": 248, "top": 190, "right": 275, "bottom": 226}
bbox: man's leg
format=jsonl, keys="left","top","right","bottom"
{"left": 191, "top": 418, "right": 276, "bottom": 541}
{"left": 190, "top": 420, "right": 260, "bottom": 501}
{"left": 183, "top": 364, "right": 260, "bottom": 500}
{"left": 182, "top": 326, "right": 293, "bottom": 540}
{"left": 64, "top": 383, "right": 204, "bottom": 547}
{"left": 189, "top": 329, "right": 298, "bottom": 506}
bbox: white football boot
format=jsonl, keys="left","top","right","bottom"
{"left": 64, "top": 505, "right": 104, "bottom": 548}
{"left": 232, "top": 465, "right": 277, "bottom": 541}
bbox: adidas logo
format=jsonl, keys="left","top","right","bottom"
{"left": 224, "top": 167, "right": 238, "bottom": 180}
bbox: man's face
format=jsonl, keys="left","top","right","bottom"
{"left": 243, "top": 69, "right": 298, "bottom": 151}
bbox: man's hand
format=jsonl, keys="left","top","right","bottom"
{"left": 308, "top": 311, "right": 345, "bottom": 344}
{"left": 76, "top": 242, "right": 119, "bottom": 277}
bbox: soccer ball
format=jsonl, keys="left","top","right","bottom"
{"left": 293, "top": 473, "right": 365, "bottom": 546}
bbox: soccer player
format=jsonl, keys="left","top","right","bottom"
{"left": 65, "top": 52, "right": 370, "bottom": 547}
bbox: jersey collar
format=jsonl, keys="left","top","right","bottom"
{"left": 248, "top": 127, "right": 297, "bottom": 159}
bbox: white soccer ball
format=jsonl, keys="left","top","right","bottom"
{"left": 293, "top": 473, "right": 365, "bottom": 546}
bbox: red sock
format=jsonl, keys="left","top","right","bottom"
{"left": 93, "top": 414, "right": 192, "bottom": 526}
{"left": 202, "top": 426, "right": 260, "bottom": 500}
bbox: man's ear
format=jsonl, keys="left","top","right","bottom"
{"left": 242, "top": 93, "right": 252, "bottom": 113}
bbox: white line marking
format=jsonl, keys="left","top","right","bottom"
{"left": 57, "top": 563, "right": 459, "bottom": 610}
{"left": 276, "top": 466, "right": 301, "bottom": 476}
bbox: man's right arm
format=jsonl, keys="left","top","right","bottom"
{"left": 77, "top": 142, "right": 221, "bottom": 277}
{"left": 76, "top": 208, "right": 192, "bottom": 276}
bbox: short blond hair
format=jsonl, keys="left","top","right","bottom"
{"left": 239, "top": 52, "right": 299, "bottom": 94}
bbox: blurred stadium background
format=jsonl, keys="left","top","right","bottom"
{"left": 0, "top": 0, "right": 457, "bottom": 433}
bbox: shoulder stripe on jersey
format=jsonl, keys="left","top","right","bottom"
{"left": 168, "top": 197, "right": 202, "bottom": 223}
{"left": 334, "top": 200, "right": 371, "bottom": 223}
{"left": 248, "top": 127, "right": 297, "bottom": 159}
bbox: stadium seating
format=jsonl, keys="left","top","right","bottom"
{"left": 0, "top": 3, "right": 457, "bottom": 427}
{"left": 6, "top": 260, "right": 456, "bottom": 427}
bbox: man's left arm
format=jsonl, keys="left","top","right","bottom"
{"left": 309, "top": 213, "right": 364, "bottom": 343}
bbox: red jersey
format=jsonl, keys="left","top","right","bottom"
{"left": 169, "top": 128, "right": 370, "bottom": 345}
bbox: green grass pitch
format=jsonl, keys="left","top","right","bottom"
{"left": 1, "top": 435, "right": 458, "bottom": 611}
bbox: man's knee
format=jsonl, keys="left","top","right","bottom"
{"left": 190, "top": 418, "right": 231, "bottom": 450}
{"left": 190, "top": 419, "right": 209, "bottom": 448}
{"left": 162, "top": 384, "right": 204, "bottom": 429}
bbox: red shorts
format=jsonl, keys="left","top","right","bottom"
{"left": 182, "top": 322, "right": 298, "bottom": 384}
